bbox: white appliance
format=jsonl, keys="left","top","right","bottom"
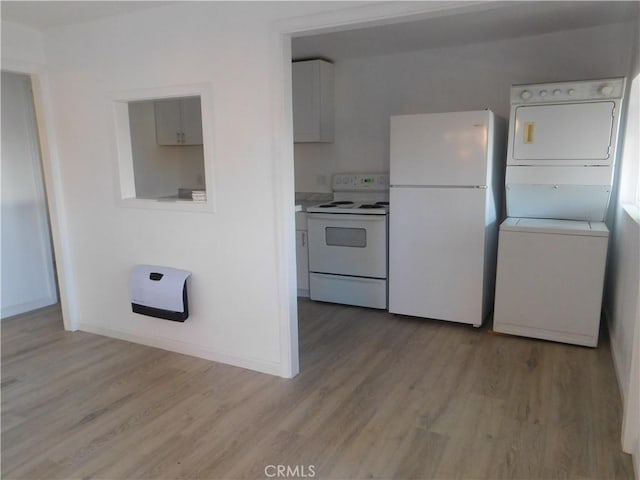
{"left": 505, "top": 78, "right": 625, "bottom": 221}
{"left": 388, "top": 110, "right": 506, "bottom": 327}
{"left": 493, "top": 78, "right": 626, "bottom": 347}
{"left": 493, "top": 218, "right": 608, "bottom": 347}
{"left": 307, "top": 174, "right": 389, "bottom": 309}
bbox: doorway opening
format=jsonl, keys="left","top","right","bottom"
{"left": 1, "top": 71, "right": 59, "bottom": 321}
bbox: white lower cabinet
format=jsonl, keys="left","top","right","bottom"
{"left": 295, "top": 212, "right": 309, "bottom": 297}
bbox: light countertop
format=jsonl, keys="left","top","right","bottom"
{"left": 295, "top": 192, "right": 332, "bottom": 213}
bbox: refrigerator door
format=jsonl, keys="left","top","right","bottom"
{"left": 390, "top": 110, "right": 491, "bottom": 187}
{"left": 389, "top": 187, "right": 491, "bottom": 325}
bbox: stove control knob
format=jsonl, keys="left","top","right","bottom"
{"left": 599, "top": 84, "right": 614, "bottom": 95}
{"left": 553, "top": 88, "right": 562, "bottom": 96}
{"left": 568, "top": 88, "right": 575, "bottom": 96}
{"left": 539, "top": 90, "right": 547, "bottom": 97}
{"left": 520, "top": 90, "right": 532, "bottom": 100}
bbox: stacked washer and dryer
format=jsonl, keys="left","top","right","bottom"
{"left": 493, "top": 78, "right": 626, "bottom": 347}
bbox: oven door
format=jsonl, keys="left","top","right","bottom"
{"left": 307, "top": 213, "right": 387, "bottom": 279}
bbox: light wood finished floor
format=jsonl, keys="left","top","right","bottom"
{"left": 1, "top": 300, "right": 634, "bottom": 479}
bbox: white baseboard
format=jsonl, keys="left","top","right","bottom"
{"left": 76, "top": 323, "right": 283, "bottom": 377}
{"left": 604, "top": 307, "right": 627, "bottom": 404}
{"left": 1, "top": 295, "right": 57, "bottom": 320}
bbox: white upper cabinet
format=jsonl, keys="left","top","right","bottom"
{"left": 155, "top": 97, "right": 203, "bottom": 146}
{"left": 292, "top": 59, "right": 334, "bottom": 143}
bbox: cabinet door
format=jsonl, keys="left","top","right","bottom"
{"left": 296, "top": 230, "right": 309, "bottom": 294}
{"left": 154, "top": 99, "right": 182, "bottom": 145}
{"left": 180, "top": 97, "right": 203, "bottom": 146}
{"left": 293, "top": 61, "right": 319, "bottom": 142}
{"left": 292, "top": 60, "right": 333, "bottom": 143}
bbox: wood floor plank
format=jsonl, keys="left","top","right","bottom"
{"left": 485, "top": 339, "right": 552, "bottom": 480}
{"left": 542, "top": 345, "right": 596, "bottom": 479}
{"left": 1, "top": 301, "right": 634, "bottom": 479}
{"left": 2, "top": 347, "right": 172, "bottom": 469}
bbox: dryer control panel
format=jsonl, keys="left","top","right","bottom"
{"left": 511, "top": 78, "right": 625, "bottom": 104}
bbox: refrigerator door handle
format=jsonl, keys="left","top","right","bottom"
{"left": 390, "top": 185, "right": 488, "bottom": 189}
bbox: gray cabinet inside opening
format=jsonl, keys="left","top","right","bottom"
{"left": 154, "top": 97, "right": 203, "bottom": 146}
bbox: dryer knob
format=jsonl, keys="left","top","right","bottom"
{"left": 600, "top": 84, "right": 614, "bottom": 95}
{"left": 520, "top": 90, "right": 532, "bottom": 100}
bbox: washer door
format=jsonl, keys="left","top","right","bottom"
{"left": 512, "top": 102, "right": 615, "bottom": 165}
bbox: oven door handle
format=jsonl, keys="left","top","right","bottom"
{"left": 308, "top": 213, "right": 386, "bottom": 222}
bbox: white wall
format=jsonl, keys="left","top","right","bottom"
{"left": 1, "top": 72, "right": 58, "bottom": 318}
{"left": 0, "top": 21, "right": 45, "bottom": 67}
{"left": 39, "top": 4, "right": 280, "bottom": 373}
{"left": 129, "top": 101, "right": 205, "bottom": 199}
{"left": 294, "top": 22, "right": 636, "bottom": 192}
{"left": 607, "top": 9, "right": 640, "bottom": 473}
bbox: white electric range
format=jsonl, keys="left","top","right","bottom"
{"left": 306, "top": 173, "right": 390, "bottom": 309}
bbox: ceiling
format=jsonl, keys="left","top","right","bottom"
{"left": 1, "top": 1, "right": 637, "bottom": 58}
{"left": 292, "top": 1, "right": 640, "bottom": 60}
{"left": 0, "top": 1, "right": 174, "bottom": 29}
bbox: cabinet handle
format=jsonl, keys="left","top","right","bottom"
{"left": 176, "top": 132, "right": 181, "bottom": 144}
{"left": 181, "top": 132, "right": 186, "bottom": 144}
{"left": 302, "top": 232, "right": 306, "bottom": 247}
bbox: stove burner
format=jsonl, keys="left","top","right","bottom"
{"left": 376, "top": 201, "right": 389, "bottom": 206}
{"left": 360, "top": 204, "right": 384, "bottom": 209}
{"left": 331, "top": 201, "right": 354, "bottom": 205}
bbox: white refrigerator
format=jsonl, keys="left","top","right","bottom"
{"left": 388, "top": 110, "right": 505, "bottom": 326}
